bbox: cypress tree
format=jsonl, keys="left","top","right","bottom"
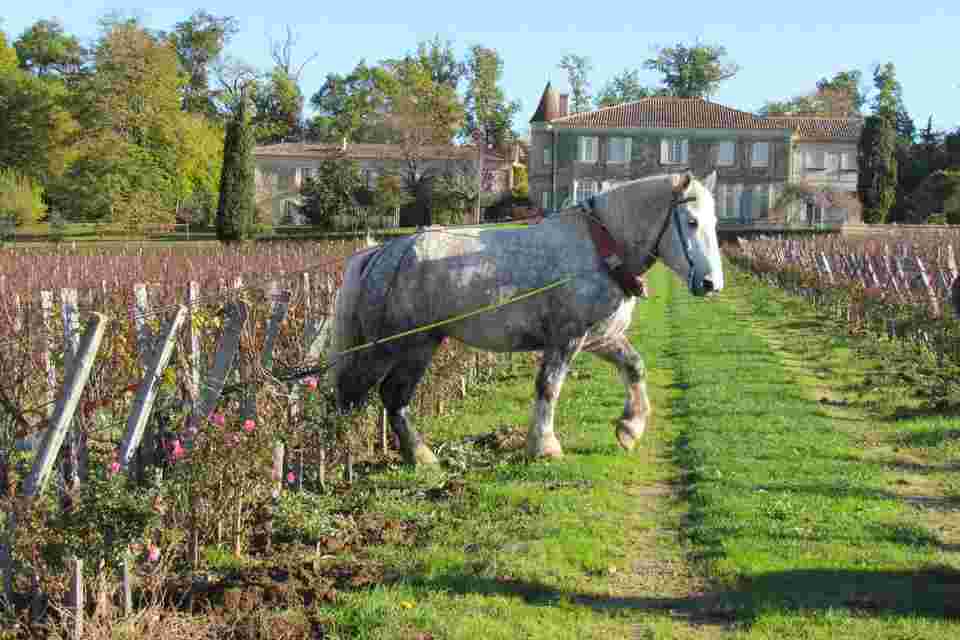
{"left": 216, "top": 87, "right": 256, "bottom": 242}
{"left": 857, "top": 64, "right": 902, "bottom": 224}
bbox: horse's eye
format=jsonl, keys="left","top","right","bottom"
{"left": 688, "top": 218, "right": 698, "bottom": 228}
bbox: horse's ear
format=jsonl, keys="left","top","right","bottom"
{"left": 672, "top": 172, "right": 692, "bottom": 194}
{"left": 703, "top": 170, "right": 717, "bottom": 193}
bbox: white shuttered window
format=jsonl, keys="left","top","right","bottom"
{"left": 607, "top": 137, "right": 632, "bottom": 163}
{"left": 578, "top": 136, "right": 599, "bottom": 163}
{"left": 660, "top": 138, "right": 689, "bottom": 165}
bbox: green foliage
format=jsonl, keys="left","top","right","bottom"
{"left": 309, "top": 62, "right": 397, "bottom": 143}
{"left": 762, "top": 70, "right": 865, "bottom": 117}
{"left": 252, "top": 66, "right": 304, "bottom": 144}
{"left": 216, "top": 92, "right": 256, "bottom": 241}
{"left": 643, "top": 42, "right": 740, "bottom": 98}
{"left": 168, "top": 11, "right": 239, "bottom": 116}
{"left": 0, "top": 167, "right": 46, "bottom": 225}
{"left": 557, "top": 53, "right": 593, "bottom": 113}
{"left": 859, "top": 114, "right": 898, "bottom": 223}
{"left": 0, "top": 29, "right": 19, "bottom": 73}
{"left": 301, "top": 153, "right": 363, "bottom": 228}
{"left": 372, "top": 172, "right": 413, "bottom": 215}
{"left": 462, "top": 45, "right": 519, "bottom": 149}
{"left": 594, "top": 68, "right": 660, "bottom": 108}
{"left": 13, "top": 18, "right": 84, "bottom": 77}
{"left": 511, "top": 164, "right": 528, "bottom": 200}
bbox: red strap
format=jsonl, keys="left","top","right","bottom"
{"left": 588, "top": 219, "right": 648, "bottom": 298}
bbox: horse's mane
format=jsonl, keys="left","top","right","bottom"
{"left": 601, "top": 173, "right": 715, "bottom": 228}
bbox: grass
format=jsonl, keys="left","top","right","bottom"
{"left": 290, "top": 262, "right": 960, "bottom": 639}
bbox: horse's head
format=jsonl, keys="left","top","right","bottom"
{"left": 657, "top": 171, "right": 724, "bottom": 297}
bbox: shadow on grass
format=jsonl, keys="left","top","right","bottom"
{"left": 411, "top": 565, "right": 960, "bottom": 627}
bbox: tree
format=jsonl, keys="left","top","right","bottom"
{"left": 168, "top": 11, "right": 238, "bottom": 116}
{"left": 762, "top": 70, "right": 865, "bottom": 117}
{"left": 0, "top": 29, "right": 18, "bottom": 74}
{"left": 412, "top": 35, "right": 463, "bottom": 89}
{"left": 300, "top": 153, "right": 363, "bottom": 228}
{"left": 382, "top": 56, "right": 464, "bottom": 194}
{"left": 594, "top": 69, "right": 660, "bottom": 108}
{"left": 268, "top": 25, "right": 318, "bottom": 83}
{"left": 643, "top": 42, "right": 739, "bottom": 98}
{"left": 0, "top": 167, "right": 46, "bottom": 226}
{"left": 309, "top": 62, "right": 396, "bottom": 143}
{"left": 858, "top": 63, "right": 902, "bottom": 223}
{"left": 558, "top": 54, "right": 593, "bottom": 113}
{"left": 462, "top": 45, "right": 520, "bottom": 149}
{"left": 13, "top": 19, "right": 84, "bottom": 78}
{"left": 216, "top": 86, "right": 256, "bottom": 241}
{"left": 252, "top": 66, "right": 304, "bottom": 144}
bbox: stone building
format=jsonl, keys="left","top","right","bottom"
{"left": 528, "top": 82, "right": 862, "bottom": 225}
{"left": 253, "top": 141, "right": 516, "bottom": 227}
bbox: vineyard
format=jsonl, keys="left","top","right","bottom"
{"left": 0, "top": 241, "right": 516, "bottom": 637}
{"left": 2, "top": 231, "right": 960, "bottom": 638}
{"left": 729, "top": 230, "right": 960, "bottom": 406}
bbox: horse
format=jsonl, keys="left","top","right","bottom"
{"left": 326, "top": 170, "right": 723, "bottom": 465}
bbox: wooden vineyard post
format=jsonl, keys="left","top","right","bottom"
{"left": 915, "top": 257, "right": 941, "bottom": 317}
{"left": 184, "top": 281, "right": 201, "bottom": 421}
{"left": 118, "top": 307, "right": 188, "bottom": 476}
{"left": 24, "top": 314, "right": 108, "bottom": 496}
{"left": 121, "top": 553, "right": 133, "bottom": 617}
{"left": 60, "top": 288, "right": 85, "bottom": 504}
{"left": 189, "top": 301, "right": 248, "bottom": 448}
{"left": 67, "top": 557, "right": 84, "bottom": 639}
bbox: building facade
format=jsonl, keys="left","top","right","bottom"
{"left": 253, "top": 142, "right": 515, "bottom": 226}
{"left": 528, "top": 83, "right": 862, "bottom": 225}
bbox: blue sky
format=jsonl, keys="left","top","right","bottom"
{"left": 3, "top": 1, "right": 959, "bottom": 135}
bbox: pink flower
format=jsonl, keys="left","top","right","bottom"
{"left": 242, "top": 419, "right": 256, "bottom": 434}
{"left": 109, "top": 461, "right": 121, "bottom": 475}
{"left": 146, "top": 544, "right": 160, "bottom": 563}
{"left": 170, "top": 439, "right": 185, "bottom": 461}
{"left": 441, "top": 336, "right": 450, "bottom": 347}
{"left": 287, "top": 471, "right": 296, "bottom": 484}
{"left": 208, "top": 412, "right": 225, "bottom": 427}
{"left": 304, "top": 377, "right": 318, "bottom": 391}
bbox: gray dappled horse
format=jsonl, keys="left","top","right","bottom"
{"left": 327, "top": 171, "right": 724, "bottom": 465}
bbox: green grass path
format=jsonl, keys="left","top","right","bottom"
{"left": 303, "top": 263, "right": 960, "bottom": 639}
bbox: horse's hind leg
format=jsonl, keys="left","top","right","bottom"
{"left": 585, "top": 335, "right": 650, "bottom": 451}
{"left": 379, "top": 342, "right": 440, "bottom": 466}
{"left": 526, "top": 339, "right": 581, "bottom": 459}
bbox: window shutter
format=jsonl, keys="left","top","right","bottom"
{"left": 624, "top": 138, "right": 632, "bottom": 163}
{"left": 660, "top": 139, "right": 669, "bottom": 164}
{"left": 681, "top": 139, "right": 689, "bottom": 164}
{"left": 577, "top": 137, "right": 584, "bottom": 162}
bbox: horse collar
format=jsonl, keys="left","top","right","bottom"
{"left": 583, "top": 197, "right": 647, "bottom": 298}
{"left": 583, "top": 194, "right": 696, "bottom": 299}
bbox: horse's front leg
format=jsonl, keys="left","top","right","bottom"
{"left": 526, "top": 339, "right": 581, "bottom": 459}
{"left": 585, "top": 335, "right": 650, "bottom": 451}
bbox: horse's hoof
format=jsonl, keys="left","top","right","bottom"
{"left": 615, "top": 420, "right": 645, "bottom": 451}
{"left": 403, "top": 443, "right": 439, "bottom": 466}
{"left": 526, "top": 434, "right": 564, "bottom": 460}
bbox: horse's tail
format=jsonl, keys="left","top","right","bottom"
{"left": 326, "top": 248, "right": 378, "bottom": 406}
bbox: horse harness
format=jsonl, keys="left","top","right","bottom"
{"left": 581, "top": 194, "right": 697, "bottom": 299}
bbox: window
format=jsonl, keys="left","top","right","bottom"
{"left": 840, "top": 152, "right": 857, "bottom": 171}
{"left": 740, "top": 188, "right": 753, "bottom": 222}
{"left": 824, "top": 152, "right": 841, "bottom": 173}
{"left": 543, "top": 146, "right": 552, "bottom": 166}
{"left": 717, "top": 141, "right": 736, "bottom": 166}
{"left": 578, "top": 136, "right": 599, "bottom": 163}
{"left": 574, "top": 179, "right": 598, "bottom": 203}
{"left": 541, "top": 191, "right": 551, "bottom": 210}
{"left": 607, "top": 137, "right": 632, "bottom": 163}
{"left": 661, "top": 138, "right": 689, "bottom": 165}
{"left": 751, "top": 142, "right": 770, "bottom": 167}
{"left": 804, "top": 150, "right": 824, "bottom": 170}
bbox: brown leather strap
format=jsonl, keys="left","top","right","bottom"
{"left": 588, "top": 218, "right": 647, "bottom": 298}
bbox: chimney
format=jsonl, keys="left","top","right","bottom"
{"left": 558, "top": 94, "right": 569, "bottom": 117}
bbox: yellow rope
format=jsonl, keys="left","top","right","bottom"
{"left": 332, "top": 275, "right": 575, "bottom": 359}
